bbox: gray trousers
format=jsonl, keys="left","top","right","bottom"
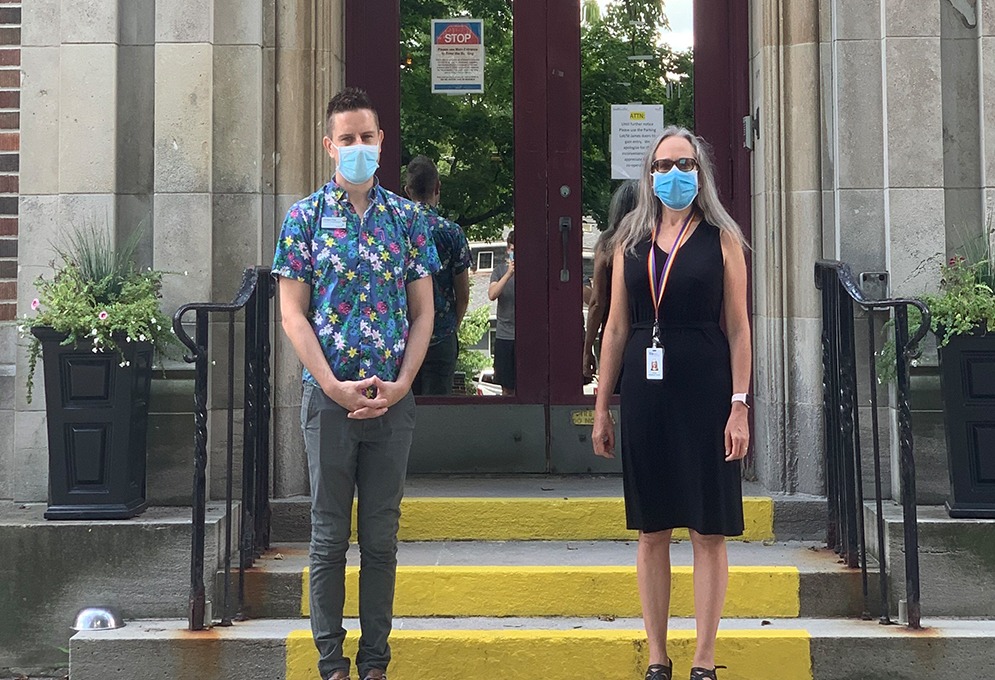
{"left": 301, "top": 383, "right": 415, "bottom": 679}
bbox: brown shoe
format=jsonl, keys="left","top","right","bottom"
{"left": 361, "top": 670, "right": 386, "bottom": 680}
{"left": 327, "top": 672, "right": 351, "bottom": 680}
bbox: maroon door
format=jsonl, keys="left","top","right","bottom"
{"left": 344, "top": 1, "right": 751, "bottom": 467}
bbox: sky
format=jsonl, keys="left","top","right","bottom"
{"left": 596, "top": 0, "right": 694, "bottom": 51}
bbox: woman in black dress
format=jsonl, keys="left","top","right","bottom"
{"left": 592, "top": 128, "right": 751, "bottom": 680}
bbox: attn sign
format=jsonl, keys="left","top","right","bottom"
{"left": 611, "top": 104, "right": 665, "bottom": 179}
{"left": 431, "top": 19, "right": 485, "bottom": 95}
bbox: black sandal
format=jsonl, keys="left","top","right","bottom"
{"left": 689, "top": 666, "right": 726, "bottom": 679}
{"left": 645, "top": 659, "right": 673, "bottom": 680}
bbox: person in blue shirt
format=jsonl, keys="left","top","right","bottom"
{"left": 404, "top": 155, "right": 472, "bottom": 395}
{"left": 272, "top": 87, "right": 441, "bottom": 680}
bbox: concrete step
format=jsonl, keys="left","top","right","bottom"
{"left": 0, "top": 502, "right": 235, "bottom": 674}
{"left": 865, "top": 501, "right": 995, "bottom": 617}
{"left": 69, "top": 616, "right": 995, "bottom": 680}
{"left": 233, "top": 541, "right": 877, "bottom": 619}
{"left": 271, "top": 476, "right": 826, "bottom": 543}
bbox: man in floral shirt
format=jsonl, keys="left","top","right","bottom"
{"left": 272, "top": 88, "right": 440, "bottom": 680}
{"left": 404, "top": 155, "right": 471, "bottom": 395}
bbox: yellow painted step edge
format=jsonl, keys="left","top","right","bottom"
{"left": 286, "top": 628, "right": 813, "bottom": 680}
{"left": 300, "top": 566, "right": 800, "bottom": 619}
{"left": 359, "top": 496, "right": 776, "bottom": 542}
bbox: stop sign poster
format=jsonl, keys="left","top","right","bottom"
{"left": 431, "top": 19, "right": 485, "bottom": 95}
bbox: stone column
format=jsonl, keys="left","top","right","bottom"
{"left": 751, "top": 0, "right": 826, "bottom": 494}
{"left": 982, "top": 1, "right": 995, "bottom": 230}
{"left": 16, "top": 0, "right": 156, "bottom": 502}
{"left": 884, "top": 2, "right": 946, "bottom": 296}
{"left": 941, "top": 0, "right": 984, "bottom": 254}
{"left": 271, "top": 0, "right": 344, "bottom": 498}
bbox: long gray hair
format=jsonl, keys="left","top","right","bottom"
{"left": 596, "top": 179, "right": 639, "bottom": 258}
{"left": 615, "top": 126, "right": 748, "bottom": 256}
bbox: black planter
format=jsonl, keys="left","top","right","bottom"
{"left": 937, "top": 327, "right": 995, "bottom": 518}
{"left": 31, "top": 327, "right": 153, "bottom": 520}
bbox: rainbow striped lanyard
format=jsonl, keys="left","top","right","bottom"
{"left": 647, "top": 210, "right": 697, "bottom": 347}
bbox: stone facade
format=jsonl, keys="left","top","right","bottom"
{"left": 4, "top": 0, "right": 990, "bottom": 502}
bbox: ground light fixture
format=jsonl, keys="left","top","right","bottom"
{"left": 71, "top": 606, "right": 126, "bottom": 631}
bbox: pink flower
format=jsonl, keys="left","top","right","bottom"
{"left": 98, "top": 311, "right": 109, "bottom": 321}
{"left": 31, "top": 298, "right": 39, "bottom": 310}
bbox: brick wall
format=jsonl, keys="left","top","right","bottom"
{"left": 0, "top": 1, "right": 16, "bottom": 321}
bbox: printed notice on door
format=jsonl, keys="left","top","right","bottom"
{"left": 431, "top": 19, "right": 485, "bottom": 95}
{"left": 610, "top": 105, "right": 665, "bottom": 179}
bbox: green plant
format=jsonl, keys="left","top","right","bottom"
{"left": 876, "top": 232, "right": 995, "bottom": 381}
{"left": 455, "top": 305, "right": 492, "bottom": 389}
{"left": 18, "top": 225, "right": 178, "bottom": 401}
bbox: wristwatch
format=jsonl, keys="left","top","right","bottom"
{"left": 731, "top": 393, "right": 751, "bottom": 408}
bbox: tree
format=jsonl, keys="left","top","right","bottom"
{"left": 399, "top": 0, "right": 693, "bottom": 238}
{"left": 581, "top": 0, "right": 694, "bottom": 228}
{"left": 400, "top": 1, "right": 514, "bottom": 242}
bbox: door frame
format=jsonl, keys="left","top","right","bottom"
{"left": 344, "top": 1, "right": 752, "bottom": 471}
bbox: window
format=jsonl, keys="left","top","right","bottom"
{"left": 477, "top": 250, "right": 494, "bottom": 271}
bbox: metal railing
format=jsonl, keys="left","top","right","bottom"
{"left": 172, "top": 266, "right": 274, "bottom": 631}
{"left": 815, "top": 260, "right": 929, "bottom": 629}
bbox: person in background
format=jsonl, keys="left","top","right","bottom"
{"left": 592, "top": 127, "right": 751, "bottom": 680}
{"left": 405, "top": 155, "right": 472, "bottom": 395}
{"left": 273, "top": 87, "right": 440, "bottom": 680}
{"left": 488, "top": 230, "right": 516, "bottom": 396}
{"left": 584, "top": 180, "right": 639, "bottom": 383}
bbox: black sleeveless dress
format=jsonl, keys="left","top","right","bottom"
{"left": 620, "top": 220, "right": 744, "bottom": 536}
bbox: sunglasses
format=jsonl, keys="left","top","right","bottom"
{"left": 651, "top": 157, "right": 698, "bottom": 173}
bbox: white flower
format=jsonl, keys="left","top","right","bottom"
{"left": 119, "top": 361, "right": 127, "bottom": 368}
{"left": 151, "top": 317, "right": 156, "bottom": 323}
{"left": 91, "top": 329, "right": 98, "bottom": 336}
{"left": 139, "top": 334, "right": 146, "bottom": 341}
{"left": 92, "top": 347, "right": 98, "bottom": 353}
{"left": 125, "top": 361, "right": 130, "bottom": 367}
{"left": 127, "top": 337, "right": 132, "bottom": 342}
{"left": 17, "top": 325, "right": 25, "bottom": 333}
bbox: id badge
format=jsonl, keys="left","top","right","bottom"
{"left": 645, "top": 346, "right": 664, "bottom": 381}
{"left": 320, "top": 216, "right": 346, "bottom": 231}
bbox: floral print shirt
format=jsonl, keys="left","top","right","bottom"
{"left": 272, "top": 179, "right": 441, "bottom": 385}
{"left": 419, "top": 205, "right": 472, "bottom": 343}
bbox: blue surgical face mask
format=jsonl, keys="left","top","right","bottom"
{"left": 335, "top": 143, "right": 380, "bottom": 184}
{"left": 653, "top": 168, "right": 699, "bottom": 211}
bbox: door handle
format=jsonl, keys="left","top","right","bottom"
{"left": 559, "top": 216, "right": 571, "bottom": 282}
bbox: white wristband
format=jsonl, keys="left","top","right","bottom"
{"left": 731, "top": 393, "right": 749, "bottom": 407}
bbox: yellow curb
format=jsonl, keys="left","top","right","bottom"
{"left": 300, "top": 566, "right": 800, "bottom": 619}
{"left": 356, "top": 496, "right": 775, "bottom": 542}
{"left": 286, "top": 628, "right": 812, "bottom": 680}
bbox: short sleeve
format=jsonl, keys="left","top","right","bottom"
{"left": 405, "top": 209, "right": 442, "bottom": 284}
{"left": 272, "top": 201, "right": 315, "bottom": 284}
{"left": 452, "top": 225, "right": 472, "bottom": 276}
{"left": 490, "top": 263, "right": 506, "bottom": 283}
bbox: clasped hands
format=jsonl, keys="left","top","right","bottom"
{"left": 322, "top": 376, "right": 408, "bottom": 419}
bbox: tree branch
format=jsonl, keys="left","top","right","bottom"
{"left": 457, "top": 202, "right": 512, "bottom": 228}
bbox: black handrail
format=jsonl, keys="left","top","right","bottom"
{"left": 815, "top": 260, "right": 929, "bottom": 629}
{"left": 172, "top": 266, "right": 274, "bottom": 631}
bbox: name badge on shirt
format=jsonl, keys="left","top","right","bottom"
{"left": 645, "top": 346, "right": 664, "bottom": 381}
{"left": 320, "top": 216, "right": 346, "bottom": 231}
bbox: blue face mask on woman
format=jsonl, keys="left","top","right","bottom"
{"left": 336, "top": 144, "right": 380, "bottom": 184}
{"left": 653, "top": 168, "right": 699, "bottom": 211}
